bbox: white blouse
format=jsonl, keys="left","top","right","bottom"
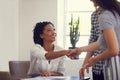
{"left": 28, "top": 44, "right": 66, "bottom": 75}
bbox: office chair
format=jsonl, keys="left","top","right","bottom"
{"left": 9, "top": 61, "right": 30, "bottom": 80}
{"left": 0, "top": 71, "right": 11, "bottom": 80}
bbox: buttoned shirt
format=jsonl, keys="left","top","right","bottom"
{"left": 28, "top": 44, "right": 66, "bottom": 75}
{"left": 89, "top": 8, "right": 104, "bottom": 74}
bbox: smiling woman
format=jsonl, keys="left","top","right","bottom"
{"left": 28, "top": 21, "right": 71, "bottom": 77}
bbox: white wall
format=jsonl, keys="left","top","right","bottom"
{"left": 19, "top": 0, "right": 57, "bottom": 60}
{"left": 0, "top": 0, "right": 63, "bottom": 71}
{"left": 0, "top": 0, "right": 19, "bottom": 71}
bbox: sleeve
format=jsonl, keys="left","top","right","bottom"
{"left": 54, "top": 45, "right": 66, "bottom": 75}
{"left": 57, "top": 56, "right": 66, "bottom": 75}
{"left": 99, "top": 11, "right": 115, "bottom": 30}
{"left": 31, "top": 45, "right": 47, "bottom": 60}
{"left": 27, "top": 53, "right": 39, "bottom": 75}
{"left": 28, "top": 45, "right": 47, "bottom": 75}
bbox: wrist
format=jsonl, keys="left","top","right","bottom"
{"left": 94, "top": 56, "right": 99, "bottom": 62}
{"left": 76, "top": 47, "right": 81, "bottom": 54}
{"left": 64, "top": 50, "right": 69, "bottom": 55}
{"left": 75, "top": 48, "right": 79, "bottom": 53}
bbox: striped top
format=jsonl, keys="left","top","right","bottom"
{"left": 98, "top": 10, "right": 120, "bottom": 80}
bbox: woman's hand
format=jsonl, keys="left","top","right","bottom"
{"left": 67, "top": 48, "right": 81, "bottom": 59}
{"left": 87, "top": 56, "right": 97, "bottom": 67}
{"left": 79, "top": 56, "right": 97, "bottom": 78}
{"left": 40, "top": 71, "right": 51, "bottom": 76}
{"left": 79, "top": 63, "right": 89, "bottom": 79}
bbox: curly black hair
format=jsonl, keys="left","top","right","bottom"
{"left": 33, "top": 21, "right": 54, "bottom": 46}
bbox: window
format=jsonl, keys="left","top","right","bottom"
{"left": 64, "top": 0, "right": 95, "bottom": 58}
{"left": 57, "top": 0, "right": 120, "bottom": 58}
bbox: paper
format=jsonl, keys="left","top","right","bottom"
{"left": 21, "top": 76, "right": 71, "bottom": 80}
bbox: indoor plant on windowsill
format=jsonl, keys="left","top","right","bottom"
{"left": 68, "top": 15, "right": 80, "bottom": 59}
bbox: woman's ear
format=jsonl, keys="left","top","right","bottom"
{"left": 40, "top": 34, "right": 43, "bottom": 38}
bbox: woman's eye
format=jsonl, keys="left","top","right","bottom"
{"left": 48, "top": 29, "right": 55, "bottom": 32}
{"left": 48, "top": 30, "right": 51, "bottom": 32}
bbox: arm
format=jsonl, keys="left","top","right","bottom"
{"left": 68, "top": 42, "right": 99, "bottom": 59}
{"left": 95, "top": 28, "right": 119, "bottom": 61}
{"left": 49, "top": 72, "right": 63, "bottom": 76}
{"left": 87, "top": 28, "right": 119, "bottom": 67}
{"left": 95, "top": 11, "right": 119, "bottom": 61}
{"left": 32, "top": 45, "right": 71, "bottom": 60}
{"left": 79, "top": 52, "right": 92, "bottom": 78}
{"left": 40, "top": 71, "right": 63, "bottom": 76}
{"left": 82, "top": 52, "right": 92, "bottom": 66}
{"left": 45, "top": 50, "right": 70, "bottom": 60}
{"left": 77, "top": 41, "right": 99, "bottom": 53}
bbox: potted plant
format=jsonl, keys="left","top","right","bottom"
{"left": 69, "top": 15, "right": 80, "bottom": 49}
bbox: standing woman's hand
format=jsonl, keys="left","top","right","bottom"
{"left": 87, "top": 56, "right": 97, "bottom": 67}
{"left": 79, "top": 56, "right": 97, "bottom": 78}
{"left": 79, "top": 62, "right": 89, "bottom": 79}
{"left": 67, "top": 48, "right": 81, "bottom": 59}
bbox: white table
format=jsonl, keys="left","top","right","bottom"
{"left": 21, "top": 76, "right": 90, "bottom": 80}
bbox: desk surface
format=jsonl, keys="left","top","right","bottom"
{"left": 21, "top": 76, "right": 90, "bottom": 80}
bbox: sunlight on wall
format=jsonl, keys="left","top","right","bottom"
{"left": 66, "top": 0, "right": 95, "bottom": 11}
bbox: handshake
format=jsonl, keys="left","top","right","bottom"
{"left": 65, "top": 48, "right": 81, "bottom": 59}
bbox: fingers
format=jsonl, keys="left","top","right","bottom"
{"left": 66, "top": 49, "right": 73, "bottom": 56}
{"left": 40, "top": 71, "right": 51, "bottom": 76}
{"left": 79, "top": 63, "right": 90, "bottom": 79}
{"left": 66, "top": 49, "right": 80, "bottom": 59}
{"left": 79, "top": 67, "right": 84, "bottom": 79}
{"left": 86, "top": 67, "right": 89, "bottom": 73}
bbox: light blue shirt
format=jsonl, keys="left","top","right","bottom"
{"left": 98, "top": 10, "right": 120, "bottom": 80}
{"left": 98, "top": 10, "right": 120, "bottom": 50}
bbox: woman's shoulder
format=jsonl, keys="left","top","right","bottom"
{"left": 101, "top": 10, "right": 114, "bottom": 17}
{"left": 30, "top": 44, "right": 44, "bottom": 52}
{"left": 99, "top": 10, "right": 115, "bottom": 21}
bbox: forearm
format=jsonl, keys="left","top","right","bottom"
{"left": 77, "top": 42, "right": 99, "bottom": 53}
{"left": 40, "top": 71, "right": 63, "bottom": 76}
{"left": 95, "top": 48, "right": 119, "bottom": 61}
{"left": 83, "top": 52, "right": 92, "bottom": 65}
{"left": 45, "top": 50, "right": 69, "bottom": 60}
{"left": 50, "top": 72, "right": 63, "bottom": 76}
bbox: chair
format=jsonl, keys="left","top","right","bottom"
{"left": 9, "top": 61, "right": 30, "bottom": 80}
{"left": 0, "top": 71, "right": 11, "bottom": 80}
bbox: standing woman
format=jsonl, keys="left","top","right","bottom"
{"left": 28, "top": 21, "right": 71, "bottom": 77}
{"left": 70, "top": 0, "right": 120, "bottom": 80}
{"left": 88, "top": 0, "right": 120, "bottom": 80}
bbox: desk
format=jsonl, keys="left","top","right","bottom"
{"left": 21, "top": 76, "right": 90, "bottom": 80}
